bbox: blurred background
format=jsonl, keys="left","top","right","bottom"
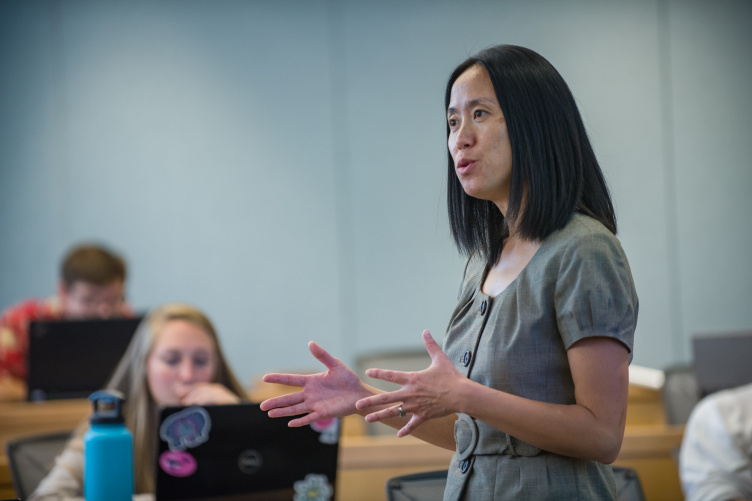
{"left": 1, "top": 0, "right": 750, "bottom": 387}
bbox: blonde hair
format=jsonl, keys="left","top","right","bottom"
{"left": 63, "top": 303, "right": 248, "bottom": 494}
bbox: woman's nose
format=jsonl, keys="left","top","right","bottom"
{"left": 178, "top": 361, "right": 197, "bottom": 382}
{"left": 455, "top": 120, "right": 476, "bottom": 149}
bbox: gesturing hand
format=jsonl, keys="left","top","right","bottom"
{"left": 355, "top": 330, "right": 466, "bottom": 437}
{"left": 260, "top": 341, "right": 371, "bottom": 427}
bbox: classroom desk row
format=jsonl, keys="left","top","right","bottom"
{"left": 0, "top": 386, "right": 685, "bottom": 501}
{"left": 338, "top": 426, "right": 685, "bottom": 501}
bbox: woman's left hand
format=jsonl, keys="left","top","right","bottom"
{"left": 355, "top": 330, "right": 467, "bottom": 437}
{"left": 181, "top": 383, "right": 240, "bottom": 405}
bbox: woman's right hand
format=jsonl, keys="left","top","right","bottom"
{"left": 260, "top": 341, "right": 373, "bottom": 427}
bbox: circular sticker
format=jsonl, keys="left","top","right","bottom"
{"left": 159, "top": 450, "right": 198, "bottom": 478}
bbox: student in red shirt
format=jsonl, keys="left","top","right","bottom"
{"left": 0, "top": 243, "right": 130, "bottom": 400}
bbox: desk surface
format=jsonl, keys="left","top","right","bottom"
{"left": 0, "top": 398, "right": 89, "bottom": 448}
{"left": 336, "top": 425, "right": 685, "bottom": 501}
{"left": 0, "top": 394, "right": 685, "bottom": 501}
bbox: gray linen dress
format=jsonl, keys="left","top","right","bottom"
{"left": 442, "top": 213, "right": 638, "bottom": 500}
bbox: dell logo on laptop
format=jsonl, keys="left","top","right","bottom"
{"left": 237, "top": 449, "right": 263, "bottom": 474}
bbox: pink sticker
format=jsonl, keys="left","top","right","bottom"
{"left": 159, "top": 450, "right": 197, "bottom": 478}
{"left": 310, "top": 418, "right": 339, "bottom": 444}
{"left": 311, "top": 418, "right": 335, "bottom": 431}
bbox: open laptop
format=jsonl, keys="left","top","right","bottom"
{"left": 693, "top": 330, "right": 752, "bottom": 397}
{"left": 155, "top": 403, "right": 339, "bottom": 501}
{"left": 26, "top": 317, "right": 142, "bottom": 401}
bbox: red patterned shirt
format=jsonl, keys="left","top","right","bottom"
{"left": 0, "top": 298, "right": 64, "bottom": 380}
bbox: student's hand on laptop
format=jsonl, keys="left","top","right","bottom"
{"left": 260, "top": 341, "right": 376, "bottom": 427}
{"left": 181, "top": 383, "right": 240, "bottom": 405}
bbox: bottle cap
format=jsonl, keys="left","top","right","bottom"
{"left": 88, "top": 389, "right": 126, "bottom": 425}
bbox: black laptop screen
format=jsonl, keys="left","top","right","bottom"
{"left": 26, "top": 317, "right": 142, "bottom": 400}
{"left": 155, "top": 403, "right": 339, "bottom": 501}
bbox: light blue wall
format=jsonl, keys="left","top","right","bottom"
{"left": 1, "top": 0, "right": 750, "bottom": 386}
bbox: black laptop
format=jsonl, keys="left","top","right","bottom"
{"left": 693, "top": 330, "right": 752, "bottom": 397}
{"left": 26, "top": 317, "right": 142, "bottom": 401}
{"left": 155, "top": 403, "right": 340, "bottom": 501}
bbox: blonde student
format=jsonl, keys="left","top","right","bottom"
{"left": 29, "top": 303, "right": 248, "bottom": 501}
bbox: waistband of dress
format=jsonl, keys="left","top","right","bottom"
{"left": 454, "top": 413, "right": 544, "bottom": 460}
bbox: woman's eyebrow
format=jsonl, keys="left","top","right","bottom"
{"left": 447, "top": 97, "right": 498, "bottom": 116}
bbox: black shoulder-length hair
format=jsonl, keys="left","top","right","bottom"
{"left": 446, "top": 45, "right": 616, "bottom": 265}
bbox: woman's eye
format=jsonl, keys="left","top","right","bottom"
{"left": 474, "top": 110, "right": 485, "bottom": 118}
{"left": 163, "top": 355, "right": 181, "bottom": 366}
{"left": 448, "top": 118, "right": 457, "bottom": 127}
{"left": 193, "top": 356, "right": 209, "bottom": 367}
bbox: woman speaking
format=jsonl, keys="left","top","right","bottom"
{"left": 261, "top": 45, "right": 638, "bottom": 500}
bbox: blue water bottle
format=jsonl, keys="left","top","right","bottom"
{"left": 84, "top": 390, "right": 134, "bottom": 501}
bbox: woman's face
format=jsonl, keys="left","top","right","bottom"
{"left": 447, "top": 65, "right": 513, "bottom": 211}
{"left": 146, "top": 319, "right": 218, "bottom": 406}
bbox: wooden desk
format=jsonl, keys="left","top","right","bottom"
{"left": 615, "top": 425, "right": 685, "bottom": 501}
{"left": 0, "top": 399, "right": 89, "bottom": 448}
{"left": 626, "top": 384, "right": 668, "bottom": 426}
{"left": 620, "top": 386, "right": 685, "bottom": 500}
{"left": 0, "top": 388, "right": 684, "bottom": 501}
{"left": 0, "top": 422, "right": 685, "bottom": 501}
{"left": 336, "top": 425, "right": 685, "bottom": 501}
{"left": 335, "top": 386, "right": 683, "bottom": 500}
{"left": 337, "top": 435, "right": 452, "bottom": 499}
{"left": 0, "top": 398, "right": 90, "bottom": 499}
{"left": 0, "top": 456, "right": 14, "bottom": 499}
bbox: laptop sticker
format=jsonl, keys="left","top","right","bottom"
{"left": 293, "top": 473, "right": 333, "bottom": 501}
{"left": 160, "top": 406, "right": 212, "bottom": 451}
{"left": 310, "top": 418, "right": 339, "bottom": 445}
{"left": 159, "top": 450, "right": 198, "bottom": 478}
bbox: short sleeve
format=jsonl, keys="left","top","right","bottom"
{"left": 0, "top": 301, "right": 34, "bottom": 379}
{"left": 554, "top": 229, "right": 638, "bottom": 360}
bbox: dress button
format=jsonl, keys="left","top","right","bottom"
{"left": 479, "top": 300, "right": 487, "bottom": 315}
{"left": 460, "top": 459, "right": 470, "bottom": 474}
{"left": 462, "top": 350, "right": 472, "bottom": 367}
